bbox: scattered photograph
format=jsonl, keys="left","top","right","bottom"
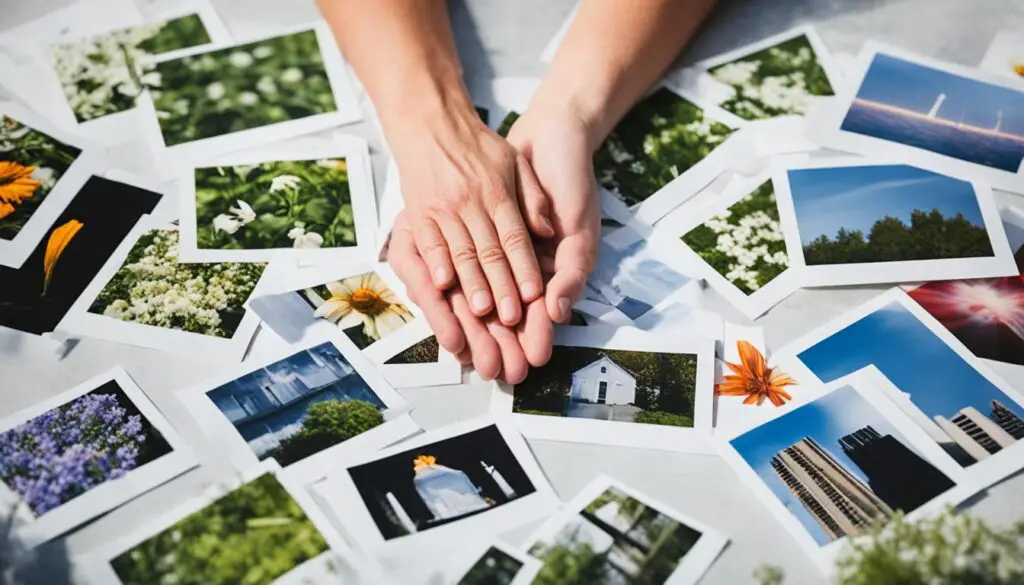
{"left": 0, "top": 175, "right": 162, "bottom": 335}
{"left": 0, "top": 114, "right": 82, "bottom": 242}
{"left": 297, "top": 270, "right": 415, "bottom": 349}
{"left": 728, "top": 382, "right": 961, "bottom": 549}
{"left": 831, "top": 48, "right": 1024, "bottom": 179}
{"left": 205, "top": 341, "right": 392, "bottom": 467}
{"left": 0, "top": 368, "right": 193, "bottom": 544}
{"left": 525, "top": 477, "right": 727, "bottom": 585}
{"left": 444, "top": 542, "right": 540, "bottom": 585}
{"left": 791, "top": 293, "right": 1024, "bottom": 470}
{"left": 150, "top": 27, "right": 339, "bottom": 147}
{"left": 594, "top": 87, "right": 734, "bottom": 209}
{"left": 51, "top": 13, "right": 213, "bottom": 124}
{"left": 680, "top": 180, "right": 788, "bottom": 295}
{"left": 706, "top": 30, "right": 835, "bottom": 120}
{"left": 979, "top": 30, "right": 1024, "bottom": 80}
{"left": 514, "top": 345, "right": 699, "bottom": 428}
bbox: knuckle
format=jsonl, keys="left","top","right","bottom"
{"left": 420, "top": 239, "right": 449, "bottom": 258}
{"left": 500, "top": 228, "right": 532, "bottom": 253}
{"left": 450, "top": 243, "right": 479, "bottom": 265}
{"left": 477, "top": 246, "right": 507, "bottom": 266}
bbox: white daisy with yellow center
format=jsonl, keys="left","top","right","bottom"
{"left": 313, "top": 272, "right": 414, "bottom": 341}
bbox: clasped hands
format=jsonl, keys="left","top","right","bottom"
{"left": 386, "top": 100, "right": 601, "bottom": 383}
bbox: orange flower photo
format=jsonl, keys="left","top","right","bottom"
{"left": 716, "top": 340, "right": 796, "bottom": 406}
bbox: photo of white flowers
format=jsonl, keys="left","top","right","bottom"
{"left": 194, "top": 157, "right": 355, "bottom": 252}
{"left": 706, "top": 32, "right": 835, "bottom": 120}
{"left": 87, "top": 228, "right": 265, "bottom": 338}
{"left": 298, "top": 271, "right": 415, "bottom": 350}
{"left": 52, "top": 13, "right": 213, "bottom": 124}
{"left": 680, "top": 180, "right": 788, "bottom": 295}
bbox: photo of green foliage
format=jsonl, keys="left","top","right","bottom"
{"left": 265, "top": 399, "right": 383, "bottom": 467}
{"left": 514, "top": 346, "right": 697, "bottom": 428}
{"left": 530, "top": 486, "right": 703, "bottom": 585}
{"left": 195, "top": 158, "right": 355, "bottom": 251}
{"left": 385, "top": 336, "right": 440, "bottom": 365}
{"left": 0, "top": 116, "right": 81, "bottom": 240}
{"left": 88, "top": 229, "right": 265, "bottom": 338}
{"left": 53, "top": 14, "right": 211, "bottom": 123}
{"left": 681, "top": 181, "right": 788, "bottom": 295}
{"left": 151, "top": 29, "right": 337, "bottom": 146}
{"left": 459, "top": 547, "right": 524, "bottom": 585}
{"left": 110, "top": 472, "right": 329, "bottom": 585}
{"left": 708, "top": 34, "right": 834, "bottom": 120}
{"left": 594, "top": 88, "right": 733, "bottom": 207}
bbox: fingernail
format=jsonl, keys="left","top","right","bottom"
{"left": 558, "top": 297, "right": 571, "bottom": 320}
{"left": 471, "top": 291, "right": 492, "bottom": 313}
{"left": 433, "top": 267, "right": 448, "bottom": 286}
{"left": 520, "top": 281, "right": 540, "bottom": 301}
{"left": 499, "top": 297, "right": 518, "bottom": 322}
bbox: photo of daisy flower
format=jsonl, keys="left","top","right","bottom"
{"left": 299, "top": 271, "right": 415, "bottom": 349}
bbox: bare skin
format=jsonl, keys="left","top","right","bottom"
{"left": 318, "top": 0, "right": 717, "bottom": 382}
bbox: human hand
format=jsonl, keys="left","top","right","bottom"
{"left": 389, "top": 105, "right": 554, "bottom": 326}
{"left": 388, "top": 212, "right": 553, "bottom": 383}
{"left": 504, "top": 100, "right": 601, "bottom": 323}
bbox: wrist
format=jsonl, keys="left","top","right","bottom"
{"left": 528, "top": 81, "right": 609, "bottom": 152}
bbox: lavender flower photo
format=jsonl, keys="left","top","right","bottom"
{"left": 0, "top": 379, "right": 172, "bottom": 519}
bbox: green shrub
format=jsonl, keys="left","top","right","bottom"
{"left": 634, "top": 411, "right": 693, "bottom": 427}
{"left": 269, "top": 399, "right": 383, "bottom": 466}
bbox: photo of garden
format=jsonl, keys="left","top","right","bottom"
{"left": 594, "top": 87, "right": 733, "bottom": 208}
{"left": 52, "top": 14, "right": 212, "bottom": 123}
{"left": 789, "top": 164, "right": 995, "bottom": 265}
{"left": 385, "top": 336, "right": 441, "bottom": 365}
{"left": 529, "top": 486, "right": 704, "bottom": 585}
{"left": 207, "top": 341, "right": 387, "bottom": 467}
{"left": 298, "top": 271, "right": 415, "bottom": 349}
{"left": 194, "top": 157, "right": 356, "bottom": 251}
{"left": 346, "top": 424, "right": 536, "bottom": 540}
{"left": 458, "top": 546, "right": 524, "bottom": 585}
{"left": 109, "top": 472, "right": 331, "bottom": 585}
{"left": 0, "top": 115, "right": 82, "bottom": 240}
{"left": 513, "top": 346, "right": 698, "bottom": 428}
{"left": 707, "top": 33, "right": 835, "bottom": 120}
{"left": 151, "top": 29, "right": 338, "bottom": 146}
{"left": 0, "top": 379, "right": 172, "bottom": 518}
{"left": 681, "top": 180, "right": 788, "bottom": 295}
{"left": 88, "top": 229, "right": 265, "bottom": 338}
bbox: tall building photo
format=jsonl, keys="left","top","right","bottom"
{"left": 934, "top": 400, "right": 1024, "bottom": 463}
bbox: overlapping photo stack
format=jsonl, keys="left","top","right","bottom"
{"left": 1, "top": 1, "right": 1023, "bottom": 584}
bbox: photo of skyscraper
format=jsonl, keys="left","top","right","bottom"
{"left": 731, "top": 384, "right": 957, "bottom": 545}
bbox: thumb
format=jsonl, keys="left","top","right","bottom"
{"left": 545, "top": 232, "right": 597, "bottom": 323}
{"left": 515, "top": 154, "right": 554, "bottom": 239}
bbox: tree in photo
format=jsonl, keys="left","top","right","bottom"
{"left": 681, "top": 181, "right": 788, "bottom": 295}
{"left": 89, "top": 229, "right": 265, "bottom": 337}
{"left": 802, "top": 208, "right": 995, "bottom": 265}
{"left": 195, "top": 158, "right": 355, "bottom": 251}
{"left": 266, "top": 399, "right": 383, "bottom": 466}
{"left": 708, "top": 35, "right": 834, "bottom": 120}
{"left": 0, "top": 117, "right": 81, "bottom": 239}
{"left": 110, "top": 473, "right": 329, "bottom": 585}
{"left": 594, "top": 88, "right": 733, "bottom": 207}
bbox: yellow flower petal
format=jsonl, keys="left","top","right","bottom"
{"left": 42, "top": 219, "right": 83, "bottom": 296}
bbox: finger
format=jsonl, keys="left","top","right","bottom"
{"left": 450, "top": 288, "right": 502, "bottom": 381}
{"left": 546, "top": 232, "right": 597, "bottom": 323}
{"left": 515, "top": 154, "right": 554, "bottom": 239}
{"left": 435, "top": 213, "right": 494, "bottom": 316}
{"left": 413, "top": 218, "right": 455, "bottom": 290}
{"left": 485, "top": 319, "right": 529, "bottom": 384}
{"left": 491, "top": 198, "right": 544, "bottom": 306}
{"left": 463, "top": 204, "right": 525, "bottom": 325}
{"left": 517, "top": 298, "right": 553, "bottom": 367}
{"left": 456, "top": 348, "right": 472, "bottom": 366}
{"left": 389, "top": 218, "right": 466, "bottom": 354}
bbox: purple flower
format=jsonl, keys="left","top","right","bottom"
{"left": 0, "top": 392, "right": 151, "bottom": 516}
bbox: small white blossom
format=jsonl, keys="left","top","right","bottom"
{"left": 237, "top": 91, "right": 259, "bottom": 106}
{"left": 206, "top": 81, "right": 226, "bottom": 100}
{"left": 228, "top": 51, "right": 254, "bottom": 68}
{"left": 252, "top": 45, "right": 274, "bottom": 59}
{"left": 288, "top": 226, "right": 324, "bottom": 248}
{"left": 213, "top": 214, "right": 240, "bottom": 234}
{"left": 270, "top": 174, "right": 301, "bottom": 193}
{"left": 280, "top": 67, "right": 303, "bottom": 83}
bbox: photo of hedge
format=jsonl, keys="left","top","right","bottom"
{"left": 594, "top": 88, "right": 733, "bottom": 207}
{"left": 195, "top": 158, "right": 355, "bottom": 251}
{"left": 52, "top": 14, "right": 211, "bottom": 123}
{"left": 0, "top": 116, "right": 82, "bottom": 240}
{"left": 110, "top": 472, "right": 330, "bottom": 585}
{"left": 151, "top": 29, "right": 337, "bottom": 146}
{"left": 88, "top": 229, "right": 266, "bottom": 338}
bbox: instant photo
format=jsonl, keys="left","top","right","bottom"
{"left": 818, "top": 43, "right": 1024, "bottom": 193}
{"left": 773, "top": 158, "right": 1017, "bottom": 286}
{"left": 497, "top": 326, "right": 715, "bottom": 451}
{"left": 0, "top": 368, "right": 194, "bottom": 545}
{"left": 524, "top": 476, "right": 728, "bottom": 585}
{"left": 775, "top": 288, "right": 1024, "bottom": 488}
{"left": 447, "top": 543, "right": 540, "bottom": 585}
{"left": 82, "top": 461, "right": 370, "bottom": 585}
{"left": 176, "top": 333, "right": 416, "bottom": 484}
{"left": 0, "top": 103, "right": 103, "bottom": 269}
{"left": 0, "top": 175, "right": 162, "bottom": 335}
{"left": 720, "top": 371, "right": 974, "bottom": 571}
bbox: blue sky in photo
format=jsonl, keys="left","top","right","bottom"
{"left": 856, "top": 53, "right": 1024, "bottom": 135}
{"left": 591, "top": 237, "right": 691, "bottom": 306}
{"left": 788, "top": 164, "right": 986, "bottom": 245}
{"left": 731, "top": 385, "right": 906, "bottom": 546}
{"left": 798, "top": 301, "right": 1024, "bottom": 421}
